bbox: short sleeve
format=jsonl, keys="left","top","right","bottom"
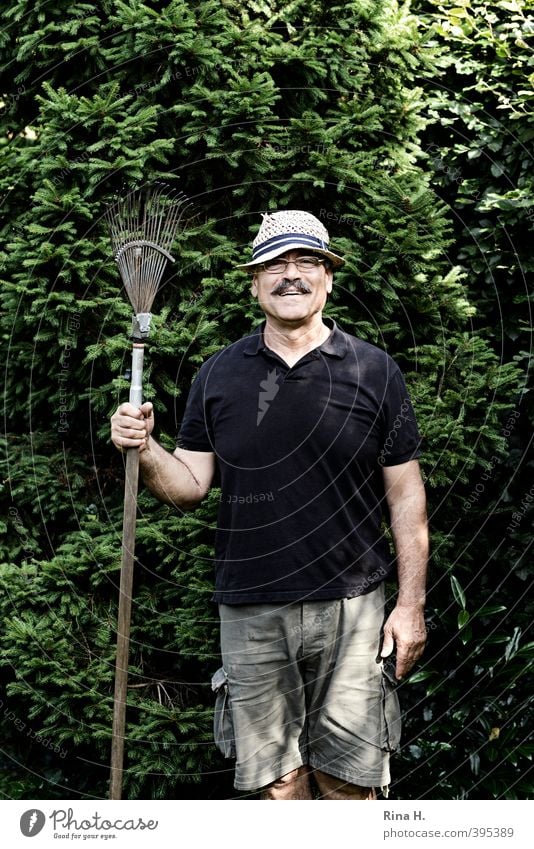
{"left": 378, "top": 367, "right": 422, "bottom": 467}
{"left": 176, "top": 370, "right": 214, "bottom": 452}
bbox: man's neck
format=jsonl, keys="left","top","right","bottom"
{"left": 263, "top": 316, "right": 331, "bottom": 365}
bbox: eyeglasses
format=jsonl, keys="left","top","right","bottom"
{"left": 258, "top": 256, "right": 327, "bottom": 274}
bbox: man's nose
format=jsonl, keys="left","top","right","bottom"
{"left": 282, "top": 260, "right": 300, "bottom": 279}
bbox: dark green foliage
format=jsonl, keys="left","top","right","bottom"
{"left": 404, "top": 0, "right": 534, "bottom": 799}
{"left": 0, "top": 0, "right": 528, "bottom": 799}
{"left": 415, "top": 1, "right": 533, "bottom": 334}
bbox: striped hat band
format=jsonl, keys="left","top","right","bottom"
{"left": 252, "top": 233, "right": 329, "bottom": 262}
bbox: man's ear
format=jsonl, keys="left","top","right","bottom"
{"left": 251, "top": 274, "right": 258, "bottom": 297}
{"left": 325, "top": 269, "right": 334, "bottom": 294}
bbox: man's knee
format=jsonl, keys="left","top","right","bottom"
{"left": 313, "top": 768, "right": 376, "bottom": 800}
{"left": 261, "top": 766, "right": 312, "bottom": 800}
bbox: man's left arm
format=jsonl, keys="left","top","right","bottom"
{"left": 381, "top": 458, "right": 429, "bottom": 679}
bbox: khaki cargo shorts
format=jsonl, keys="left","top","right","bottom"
{"left": 212, "top": 584, "right": 401, "bottom": 792}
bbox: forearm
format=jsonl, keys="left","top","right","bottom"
{"left": 139, "top": 436, "right": 204, "bottom": 509}
{"left": 381, "top": 461, "right": 428, "bottom": 676}
{"left": 389, "top": 491, "right": 428, "bottom": 609}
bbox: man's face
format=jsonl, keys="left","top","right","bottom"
{"left": 251, "top": 249, "right": 333, "bottom": 325}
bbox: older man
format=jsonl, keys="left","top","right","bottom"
{"left": 111, "top": 210, "right": 428, "bottom": 800}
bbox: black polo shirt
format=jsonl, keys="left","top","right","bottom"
{"left": 177, "top": 318, "right": 422, "bottom": 604}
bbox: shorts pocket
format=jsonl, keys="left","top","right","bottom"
{"left": 380, "top": 660, "right": 402, "bottom": 752}
{"left": 211, "top": 667, "right": 236, "bottom": 759}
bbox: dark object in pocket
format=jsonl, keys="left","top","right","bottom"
{"left": 211, "top": 667, "right": 236, "bottom": 759}
{"left": 380, "top": 660, "right": 402, "bottom": 752}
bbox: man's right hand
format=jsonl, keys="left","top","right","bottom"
{"left": 111, "top": 401, "right": 154, "bottom": 453}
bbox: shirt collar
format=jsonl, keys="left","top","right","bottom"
{"left": 243, "top": 317, "right": 348, "bottom": 359}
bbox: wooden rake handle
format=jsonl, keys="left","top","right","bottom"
{"left": 110, "top": 342, "right": 145, "bottom": 800}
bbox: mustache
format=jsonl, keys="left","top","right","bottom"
{"left": 272, "top": 279, "right": 312, "bottom": 295}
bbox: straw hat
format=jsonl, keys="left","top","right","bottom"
{"left": 237, "top": 210, "right": 344, "bottom": 270}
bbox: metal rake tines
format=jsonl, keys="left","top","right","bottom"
{"left": 106, "top": 185, "right": 192, "bottom": 314}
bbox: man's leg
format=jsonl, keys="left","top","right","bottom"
{"left": 313, "top": 769, "right": 376, "bottom": 800}
{"left": 305, "top": 588, "right": 397, "bottom": 795}
{"left": 261, "top": 766, "right": 313, "bottom": 800}
{"left": 261, "top": 767, "right": 376, "bottom": 799}
{"left": 219, "top": 602, "right": 309, "bottom": 794}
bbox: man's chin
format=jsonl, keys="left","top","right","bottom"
{"left": 264, "top": 307, "right": 320, "bottom": 327}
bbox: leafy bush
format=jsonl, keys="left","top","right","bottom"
{"left": 404, "top": 0, "right": 534, "bottom": 799}
{"left": 0, "top": 0, "right": 527, "bottom": 798}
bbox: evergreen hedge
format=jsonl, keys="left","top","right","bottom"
{"left": 411, "top": 0, "right": 533, "bottom": 798}
{"left": 0, "top": 0, "right": 529, "bottom": 798}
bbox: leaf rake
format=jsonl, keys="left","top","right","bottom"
{"left": 105, "top": 184, "right": 191, "bottom": 800}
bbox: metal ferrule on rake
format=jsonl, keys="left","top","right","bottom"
{"left": 131, "top": 312, "right": 152, "bottom": 341}
{"left": 105, "top": 184, "right": 191, "bottom": 800}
